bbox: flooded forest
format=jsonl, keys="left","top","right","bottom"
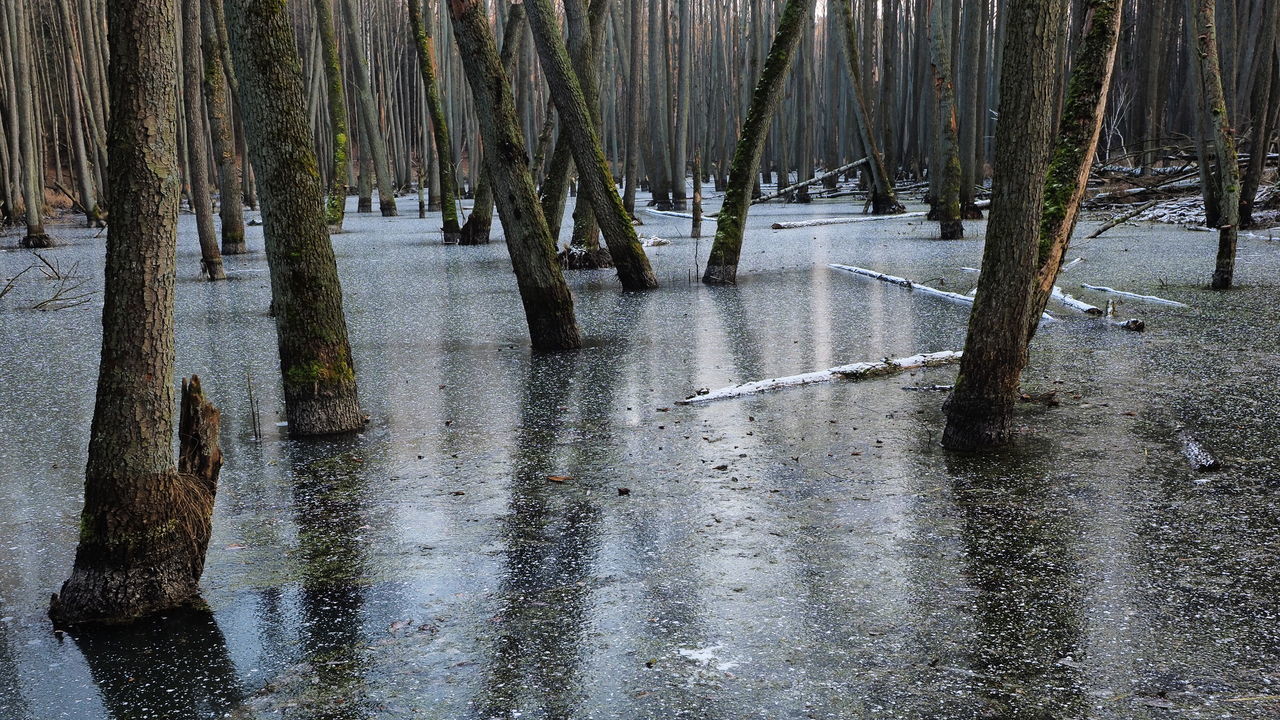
{"left": 2, "top": 0, "right": 1280, "bottom": 717}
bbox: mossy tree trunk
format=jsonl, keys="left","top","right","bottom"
{"left": 312, "top": 0, "right": 350, "bottom": 231}
{"left": 1026, "top": 0, "right": 1124, "bottom": 341}
{"left": 701, "top": 0, "right": 816, "bottom": 285}
{"left": 565, "top": 0, "right": 612, "bottom": 268}
{"left": 446, "top": 0, "right": 583, "bottom": 351}
{"left": 201, "top": 0, "right": 245, "bottom": 252}
{"left": 835, "top": 0, "right": 903, "bottom": 215}
{"left": 339, "top": 0, "right": 398, "bottom": 217}
{"left": 523, "top": 0, "right": 657, "bottom": 290}
{"left": 942, "top": 0, "right": 1067, "bottom": 452}
{"left": 51, "top": 0, "right": 221, "bottom": 625}
{"left": 225, "top": 0, "right": 365, "bottom": 435}
{"left": 182, "top": 0, "right": 226, "bottom": 280}
{"left": 1189, "top": 0, "right": 1241, "bottom": 289}
{"left": 927, "top": 0, "right": 964, "bottom": 239}
{"left": 408, "top": 0, "right": 461, "bottom": 243}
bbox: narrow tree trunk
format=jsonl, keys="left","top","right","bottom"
{"left": 564, "top": 0, "right": 610, "bottom": 267}
{"left": 702, "top": 0, "right": 817, "bottom": 285}
{"left": 621, "top": 0, "right": 643, "bottom": 216}
{"left": 409, "top": 0, "right": 461, "bottom": 243}
{"left": 13, "top": 0, "right": 52, "bottom": 248}
{"left": 1026, "top": 0, "right": 1124, "bottom": 340}
{"left": 1238, "top": 1, "right": 1278, "bottom": 228}
{"left": 225, "top": 0, "right": 365, "bottom": 435}
{"left": 312, "top": 0, "right": 350, "bottom": 231}
{"left": 942, "top": 0, "right": 1067, "bottom": 451}
{"left": 182, "top": 0, "right": 226, "bottom": 280}
{"left": 1189, "top": 0, "right": 1241, "bottom": 289}
{"left": 835, "top": 0, "right": 904, "bottom": 215}
{"left": 523, "top": 0, "right": 658, "bottom": 290}
{"left": 340, "top": 0, "right": 398, "bottom": 216}
{"left": 446, "top": 0, "right": 583, "bottom": 351}
{"left": 200, "top": 0, "right": 245, "bottom": 252}
{"left": 51, "top": 0, "right": 220, "bottom": 625}
{"left": 927, "top": 0, "right": 964, "bottom": 239}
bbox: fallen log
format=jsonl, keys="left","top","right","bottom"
{"left": 752, "top": 158, "right": 869, "bottom": 205}
{"left": 677, "top": 351, "right": 963, "bottom": 404}
{"left": 1052, "top": 286, "right": 1103, "bottom": 315}
{"left": 644, "top": 208, "right": 714, "bottom": 222}
{"left": 772, "top": 211, "right": 928, "bottom": 230}
{"left": 1085, "top": 201, "right": 1160, "bottom": 239}
{"left": 1080, "top": 283, "right": 1188, "bottom": 307}
{"left": 829, "top": 263, "right": 1056, "bottom": 321}
{"left": 1059, "top": 257, "right": 1084, "bottom": 273}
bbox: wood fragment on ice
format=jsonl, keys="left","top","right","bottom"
{"left": 1080, "top": 283, "right": 1188, "bottom": 307}
{"left": 771, "top": 211, "right": 928, "bottom": 229}
{"left": 1179, "top": 431, "right": 1221, "bottom": 471}
{"left": 829, "top": 263, "right": 1056, "bottom": 321}
{"left": 677, "top": 351, "right": 963, "bottom": 404}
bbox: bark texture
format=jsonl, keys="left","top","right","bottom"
{"left": 182, "top": 0, "right": 225, "bottom": 280}
{"left": 1189, "top": 0, "right": 1241, "bottom": 289}
{"left": 312, "top": 0, "right": 350, "bottom": 231}
{"left": 928, "top": 0, "right": 964, "bottom": 239}
{"left": 408, "top": 0, "right": 461, "bottom": 242}
{"left": 201, "top": 0, "right": 245, "bottom": 252}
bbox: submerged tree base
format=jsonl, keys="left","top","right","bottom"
{"left": 558, "top": 246, "right": 614, "bottom": 269}
{"left": 20, "top": 232, "right": 55, "bottom": 249}
{"left": 940, "top": 220, "right": 964, "bottom": 239}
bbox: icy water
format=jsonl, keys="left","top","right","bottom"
{"left": 1, "top": 192, "right": 1279, "bottom": 719}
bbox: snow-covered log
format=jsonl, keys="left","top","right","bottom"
{"left": 1052, "top": 286, "right": 1103, "bottom": 315}
{"left": 677, "top": 351, "right": 963, "bottom": 404}
{"left": 1085, "top": 200, "right": 1160, "bottom": 239}
{"left": 1080, "top": 283, "right": 1188, "bottom": 307}
{"left": 751, "top": 158, "right": 869, "bottom": 205}
{"left": 771, "top": 211, "right": 927, "bottom": 229}
{"left": 829, "top": 263, "right": 1056, "bottom": 321}
{"left": 644, "top": 208, "right": 715, "bottom": 222}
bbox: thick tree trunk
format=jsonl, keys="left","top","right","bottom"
{"left": 523, "top": 0, "right": 658, "bottom": 290}
{"left": 1189, "top": 0, "right": 1241, "bottom": 289}
{"left": 201, "top": 0, "right": 245, "bottom": 252}
{"left": 942, "top": 0, "right": 1067, "bottom": 451}
{"left": 409, "top": 0, "right": 461, "bottom": 243}
{"left": 446, "top": 0, "right": 583, "bottom": 351}
{"left": 702, "top": 0, "right": 816, "bottom": 285}
{"left": 1026, "top": 0, "right": 1124, "bottom": 340}
{"left": 312, "top": 0, "right": 350, "bottom": 231}
{"left": 225, "top": 0, "right": 365, "bottom": 435}
{"left": 182, "top": 0, "right": 226, "bottom": 280}
{"left": 927, "top": 0, "right": 964, "bottom": 239}
{"left": 339, "top": 0, "right": 398, "bottom": 216}
{"left": 51, "top": 0, "right": 219, "bottom": 625}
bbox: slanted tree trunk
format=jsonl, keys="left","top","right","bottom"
{"left": 1189, "top": 0, "right": 1241, "bottom": 290}
{"left": 523, "top": 0, "right": 658, "bottom": 290}
{"left": 182, "top": 0, "right": 226, "bottom": 280}
{"left": 1026, "top": 0, "right": 1124, "bottom": 340}
{"left": 13, "top": 0, "right": 52, "bottom": 248}
{"left": 408, "top": 0, "right": 461, "bottom": 243}
{"left": 312, "top": 0, "right": 350, "bottom": 231}
{"left": 225, "top": 0, "right": 365, "bottom": 435}
{"left": 339, "top": 0, "right": 398, "bottom": 216}
{"left": 927, "top": 0, "right": 964, "bottom": 239}
{"left": 835, "top": 0, "right": 903, "bottom": 215}
{"left": 50, "top": 0, "right": 220, "bottom": 625}
{"left": 460, "top": 2, "right": 526, "bottom": 246}
{"left": 702, "top": 0, "right": 817, "bottom": 285}
{"left": 447, "top": 0, "right": 583, "bottom": 351}
{"left": 201, "top": 0, "right": 245, "bottom": 252}
{"left": 942, "top": 0, "right": 1067, "bottom": 451}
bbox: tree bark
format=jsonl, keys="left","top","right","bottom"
{"left": 702, "top": 0, "right": 817, "bottom": 285}
{"left": 1189, "top": 0, "right": 1241, "bottom": 289}
{"left": 942, "top": 0, "right": 1068, "bottom": 451}
{"left": 201, "top": 0, "right": 245, "bottom": 252}
{"left": 51, "top": 0, "right": 220, "bottom": 625}
{"left": 225, "top": 0, "right": 366, "bottom": 435}
{"left": 339, "top": 0, "right": 398, "bottom": 216}
{"left": 927, "top": 0, "right": 964, "bottom": 239}
{"left": 312, "top": 0, "right": 350, "bottom": 231}
{"left": 409, "top": 0, "right": 461, "bottom": 243}
{"left": 835, "top": 0, "right": 903, "bottom": 215}
{"left": 523, "top": 0, "right": 658, "bottom": 290}
{"left": 446, "top": 0, "right": 583, "bottom": 351}
{"left": 182, "top": 0, "right": 226, "bottom": 280}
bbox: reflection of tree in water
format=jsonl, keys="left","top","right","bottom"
{"left": 0, "top": 616, "right": 29, "bottom": 718}
{"left": 948, "top": 454, "right": 1088, "bottom": 719}
{"left": 70, "top": 607, "right": 241, "bottom": 719}
{"left": 289, "top": 442, "right": 375, "bottom": 720}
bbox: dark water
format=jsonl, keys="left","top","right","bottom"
{"left": 1, "top": 193, "right": 1278, "bottom": 718}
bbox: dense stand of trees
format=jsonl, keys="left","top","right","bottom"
{"left": 3, "top": 0, "right": 1274, "bottom": 621}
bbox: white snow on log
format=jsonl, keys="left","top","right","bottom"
{"left": 677, "top": 351, "right": 963, "bottom": 405}
{"left": 771, "top": 211, "right": 927, "bottom": 229}
{"left": 1080, "top": 283, "right": 1188, "bottom": 307}
{"left": 644, "top": 208, "right": 714, "bottom": 222}
{"left": 641, "top": 236, "right": 671, "bottom": 246}
{"left": 1059, "top": 257, "right": 1084, "bottom": 273}
{"left": 828, "top": 263, "right": 1056, "bottom": 321}
{"left": 1052, "top": 286, "right": 1103, "bottom": 315}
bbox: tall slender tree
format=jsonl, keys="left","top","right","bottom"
{"left": 312, "top": 0, "right": 350, "bottom": 231}
{"left": 182, "top": 0, "right": 226, "bottom": 280}
{"left": 408, "top": 0, "right": 462, "bottom": 243}
{"left": 340, "top": 0, "right": 398, "bottom": 216}
{"left": 927, "top": 0, "right": 964, "bottom": 239}
{"left": 201, "top": 0, "right": 245, "bottom": 252}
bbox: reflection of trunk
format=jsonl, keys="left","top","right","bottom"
{"left": 225, "top": 0, "right": 366, "bottom": 435}
{"left": 447, "top": 0, "right": 582, "bottom": 352}
{"left": 312, "top": 0, "right": 350, "bottom": 231}
{"left": 834, "top": 0, "right": 902, "bottom": 214}
{"left": 461, "top": 3, "right": 526, "bottom": 246}
{"left": 340, "top": 0, "right": 398, "bottom": 216}
{"left": 408, "top": 0, "right": 461, "bottom": 242}
{"left": 1026, "top": 0, "right": 1124, "bottom": 341}
{"left": 702, "top": 0, "right": 816, "bottom": 285}
{"left": 202, "top": 0, "right": 246, "bottom": 250}
{"left": 1188, "top": 0, "right": 1240, "bottom": 290}
{"left": 52, "top": 0, "right": 223, "bottom": 623}
{"left": 943, "top": 0, "right": 1066, "bottom": 452}
{"left": 182, "top": 0, "right": 226, "bottom": 280}
{"left": 524, "top": 0, "right": 658, "bottom": 290}
{"left": 927, "top": 0, "right": 963, "bottom": 239}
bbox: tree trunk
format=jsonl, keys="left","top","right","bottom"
{"left": 621, "top": 0, "right": 643, "bottom": 217}
{"left": 702, "top": 0, "right": 817, "bottom": 285}
{"left": 446, "top": 0, "right": 583, "bottom": 351}
{"left": 409, "top": 0, "right": 461, "bottom": 243}
{"left": 312, "top": 0, "right": 350, "bottom": 231}
{"left": 182, "top": 0, "right": 226, "bottom": 280}
{"left": 1189, "top": 0, "right": 1241, "bottom": 290}
{"left": 339, "top": 0, "right": 398, "bottom": 216}
{"left": 835, "top": 0, "right": 903, "bottom": 215}
{"left": 565, "top": 0, "right": 611, "bottom": 267}
{"left": 942, "top": 0, "right": 1068, "bottom": 451}
{"left": 927, "top": 0, "right": 964, "bottom": 239}
{"left": 13, "top": 0, "right": 52, "bottom": 248}
{"left": 201, "top": 0, "right": 245, "bottom": 252}
{"left": 225, "top": 0, "right": 365, "bottom": 435}
{"left": 523, "top": 0, "right": 658, "bottom": 290}
{"left": 51, "top": 0, "right": 220, "bottom": 625}
{"left": 1026, "top": 0, "right": 1124, "bottom": 340}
